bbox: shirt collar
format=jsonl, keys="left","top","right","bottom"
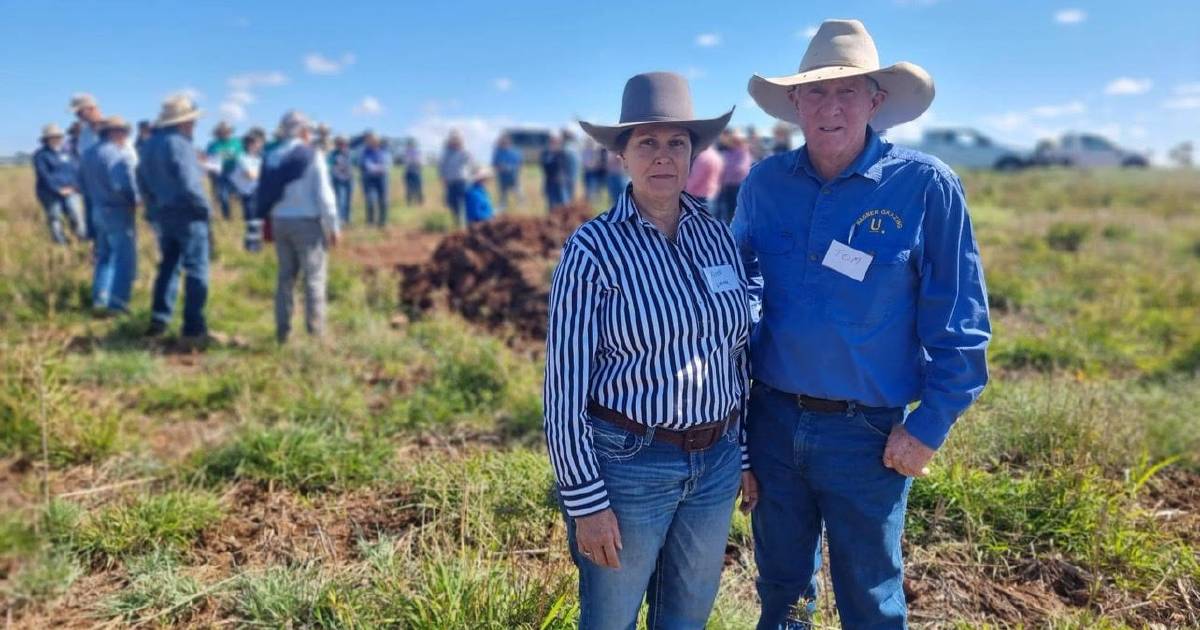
{"left": 794, "top": 126, "right": 887, "bottom": 183}
{"left": 600, "top": 183, "right": 704, "bottom": 224}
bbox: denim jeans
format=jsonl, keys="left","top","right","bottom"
{"left": 444, "top": 179, "right": 466, "bottom": 223}
{"left": 561, "top": 417, "right": 742, "bottom": 630}
{"left": 210, "top": 174, "right": 232, "bottom": 220}
{"left": 545, "top": 182, "right": 568, "bottom": 210}
{"left": 497, "top": 172, "right": 518, "bottom": 209}
{"left": 91, "top": 210, "right": 137, "bottom": 311}
{"left": 716, "top": 184, "right": 740, "bottom": 225}
{"left": 405, "top": 169, "right": 423, "bottom": 205}
{"left": 40, "top": 193, "right": 86, "bottom": 245}
{"left": 363, "top": 176, "right": 387, "bottom": 226}
{"left": 333, "top": 179, "right": 353, "bottom": 225}
{"left": 151, "top": 218, "right": 210, "bottom": 336}
{"left": 748, "top": 383, "right": 911, "bottom": 630}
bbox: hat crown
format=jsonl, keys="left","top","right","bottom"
{"left": 798, "top": 19, "right": 880, "bottom": 73}
{"left": 160, "top": 95, "right": 197, "bottom": 119}
{"left": 41, "top": 123, "right": 64, "bottom": 138}
{"left": 619, "top": 72, "right": 697, "bottom": 124}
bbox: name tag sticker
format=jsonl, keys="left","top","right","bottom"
{"left": 821, "top": 240, "right": 873, "bottom": 281}
{"left": 702, "top": 265, "right": 740, "bottom": 293}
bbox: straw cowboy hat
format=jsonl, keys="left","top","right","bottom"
{"left": 98, "top": 115, "right": 132, "bottom": 133}
{"left": 469, "top": 164, "right": 494, "bottom": 182}
{"left": 40, "top": 123, "right": 65, "bottom": 140}
{"left": 68, "top": 93, "right": 97, "bottom": 113}
{"left": 579, "top": 72, "right": 733, "bottom": 153}
{"left": 747, "top": 19, "right": 934, "bottom": 131}
{"left": 155, "top": 94, "right": 203, "bottom": 127}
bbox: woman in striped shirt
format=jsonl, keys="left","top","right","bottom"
{"left": 545, "top": 72, "right": 758, "bottom": 629}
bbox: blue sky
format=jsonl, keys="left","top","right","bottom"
{"left": 1, "top": 0, "right": 1197, "bottom": 162}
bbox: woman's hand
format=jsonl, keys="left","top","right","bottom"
{"left": 575, "top": 508, "right": 622, "bottom": 569}
{"left": 739, "top": 471, "right": 760, "bottom": 513}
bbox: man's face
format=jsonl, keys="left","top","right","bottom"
{"left": 790, "top": 75, "right": 885, "bottom": 159}
{"left": 110, "top": 129, "right": 129, "bottom": 148}
{"left": 47, "top": 136, "right": 63, "bottom": 151}
{"left": 76, "top": 104, "right": 101, "bottom": 124}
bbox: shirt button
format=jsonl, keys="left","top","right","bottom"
{"left": 809, "top": 254, "right": 818, "bottom": 261}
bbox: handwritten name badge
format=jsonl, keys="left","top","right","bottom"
{"left": 821, "top": 240, "right": 874, "bottom": 282}
{"left": 702, "top": 265, "right": 740, "bottom": 293}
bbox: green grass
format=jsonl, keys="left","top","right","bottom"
{"left": 102, "top": 549, "right": 207, "bottom": 624}
{"left": 48, "top": 491, "right": 224, "bottom": 562}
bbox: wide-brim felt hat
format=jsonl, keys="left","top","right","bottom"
{"left": 747, "top": 19, "right": 934, "bottom": 130}
{"left": 579, "top": 72, "right": 733, "bottom": 153}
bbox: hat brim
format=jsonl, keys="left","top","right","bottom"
{"left": 747, "top": 61, "right": 934, "bottom": 130}
{"left": 579, "top": 107, "right": 734, "bottom": 154}
{"left": 154, "top": 109, "right": 204, "bottom": 128}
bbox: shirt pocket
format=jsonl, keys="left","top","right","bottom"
{"left": 825, "top": 247, "right": 915, "bottom": 327}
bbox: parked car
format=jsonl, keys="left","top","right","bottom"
{"left": 1033, "top": 133, "right": 1149, "bottom": 168}
{"left": 904, "top": 127, "right": 1027, "bottom": 170}
{"left": 502, "top": 127, "right": 552, "bottom": 163}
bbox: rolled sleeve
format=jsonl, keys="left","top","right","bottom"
{"left": 907, "top": 172, "right": 992, "bottom": 449}
{"left": 543, "top": 241, "right": 609, "bottom": 517}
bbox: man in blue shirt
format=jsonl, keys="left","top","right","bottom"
{"left": 138, "top": 95, "right": 214, "bottom": 344}
{"left": 79, "top": 116, "right": 139, "bottom": 314}
{"left": 735, "top": 20, "right": 990, "bottom": 629}
{"left": 32, "top": 123, "right": 86, "bottom": 245}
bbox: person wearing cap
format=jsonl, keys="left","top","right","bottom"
{"left": 32, "top": 124, "right": 86, "bottom": 245}
{"left": 79, "top": 116, "right": 139, "bottom": 315}
{"left": 329, "top": 136, "right": 355, "bottom": 226}
{"left": 256, "top": 110, "right": 339, "bottom": 344}
{"left": 69, "top": 93, "right": 104, "bottom": 240}
{"left": 734, "top": 20, "right": 991, "bottom": 628}
{"left": 463, "top": 165, "right": 496, "bottom": 224}
{"left": 137, "top": 94, "right": 215, "bottom": 342}
{"left": 438, "top": 131, "right": 471, "bottom": 223}
{"left": 544, "top": 71, "right": 756, "bottom": 628}
{"left": 358, "top": 132, "right": 390, "bottom": 227}
{"left": 205, "top": 121, "right": 243, "bottom": 220}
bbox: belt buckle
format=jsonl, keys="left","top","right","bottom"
{"left": 683, "top": 425, "right": 718, "bottom": 452}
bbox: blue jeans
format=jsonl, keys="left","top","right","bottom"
{"left": 363, "top": 177, "right": 387, "bottom": 226}
{"left": 210, "top": 174, "right": 232, "bottom": 220}
{"left": 561, "top": 417, "right": 742, "bottom": 630}
{"left": 91, "top": 211, "right": 137, "bottom": 311}
{"left": 545, "top": 182, "right": 568, "bottom": 210}
{"left": 444, "top": 179, "right": 466, "bottom": 222}
{"left": 39, "top": 193, "right": 86, "bottom": 245}
{"left": 151, "top": 219, "right": 210, "bottom": 336}
{"left": 333, "top": 179, "right": 352, "bottom": 225}
{"left": 498, "top": 172, "right": 518, "bottom": 209}
{"left": 405, "top": 169, "right": 423, "bottom": 205}
{"left": 748, "top": 383, "right": 911, "bottom": 630}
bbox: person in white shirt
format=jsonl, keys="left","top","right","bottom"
{"left": 232, "top": 131, "right": 265, "bottom": 251}
{"left": 257, "top": 111, "right": 339, "bottom": 343}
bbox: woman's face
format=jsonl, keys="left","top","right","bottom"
{"left": 623, "top": 124, "right": 691, "bottom": 200}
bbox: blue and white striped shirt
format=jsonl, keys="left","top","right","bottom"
{"left": 544, "top": 189, "right": 752, "bottom": 518}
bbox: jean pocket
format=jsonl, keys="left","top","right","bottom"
{"left": 588, "top": 419, "right": 644, "bottom": 462}
{"left": 855, "top": 409, "right": 898, "bottom": 438}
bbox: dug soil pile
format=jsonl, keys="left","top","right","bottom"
{"left": 398, "top": 203, "right": 594, "bottom": 339}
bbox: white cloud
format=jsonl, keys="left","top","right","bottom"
{"left": 885, "top": 110, "right": 936, "bottom": 144}
{"left": 226, "top": 90, "right": 255, "bottom": 106}
{"left": 227, "top": 71, "right": 288, "bottom": 90}
{"left": 406, "top": 114, "right": 516, "bottom": 162}
{"left": 1030, "top": 100, "right": 1086, "bottom": 118}
{"left": 304, "top": 52, "right": 356, "bottom": 75}
{"left": 1163, "top": 96, "right": 1200, "bottom": 110}
{"left": 493, "top": 77, "right": 513, "bottom": 92}
{"left": 1128, "top": 125, "right": 1148, "bottom": 139}
{"left": 1104, "top": 77, "right": 1152, "bottom": 96}
{"left": 982, "top": 112, "right": 1029, "bottom": 132}
{"left": 695, "top": 33, "right": 721, "bottom": 47}
{"left": 1054, "top": 8, "right": 1086, "bottom": 24}
{"left": 797, "top": 25, "right": 819, "bottom": 39}
{"left": 219, "top": 101, "right": 247, "bottom": 123}
{"left": 353, "top": 96, "right": 384, "bottom": 116}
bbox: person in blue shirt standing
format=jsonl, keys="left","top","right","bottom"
{"left": 463, "top": 165, "right": 495, "bottom": 224}
{"left": 79, "top": 116, "right": 139, "bottom": 315}
{"left": 329, "top": 136, "right": 355, "bottom": 226}
{"left": 491, "top": 134, "right": 522, "bottom": 211}
{"left": 32, "top": 124, "right": 86, "bottom": 245}
{"left": 734, "top": 20, "right": 990, "bottom": 629}
{"left": 138, "top": 95, "right": 215, "bottom": 345}
{"left": 560, "top": 128, "right": 581, "bottom": 203}
{"left": 359, "top": 132, "right": 391, "bottom": 227}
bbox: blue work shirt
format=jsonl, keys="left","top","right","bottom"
{"left": 32, "top": 145, "right": 79, "bottom": 203}
{"left": 79, "top": 140, "right": 138, "bottom": 229}
{"left": 464, "top": 182, "right": 495, "bottom": 223}
{"left": 732, "top": 128, "right": 990, "bottom": 449}
{"left": 136, "top": 127, "right": 212, "bottom": 224}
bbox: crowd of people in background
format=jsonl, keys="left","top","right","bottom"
{"left": 31, "top": 90, "right": 795, "bottom": 348}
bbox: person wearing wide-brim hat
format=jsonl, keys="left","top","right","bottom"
{"left": 544, "top": 71, "right": 756, "bottom": 628}
{"left": 137, "top": 94, "right": 217, "bottom": 345}
{"left": 78, "top": 115, "right": 140, "bottom": 316}
{"left": 32, "top": 123, "right": 87, "bottom": 244}
{"left": 735, "top": 19, "right": 991, "bottom": 628}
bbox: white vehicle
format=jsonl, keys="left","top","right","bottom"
{"left": 1034, "top": 133, "right": 1149, "bottom": 168}
{"left": 904, "top": 127, "right": 1027, "bottom": 170}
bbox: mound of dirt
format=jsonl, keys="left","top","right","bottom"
{"left": 398, "top": 203, "right": 594, "bottom": 339}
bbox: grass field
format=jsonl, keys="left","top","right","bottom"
{"left": 0, "top": 163, "right": 1198, "bottom": 628}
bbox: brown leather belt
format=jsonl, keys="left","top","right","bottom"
{"left": 587, "top": 401, "right": 736, "bottom": 453}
